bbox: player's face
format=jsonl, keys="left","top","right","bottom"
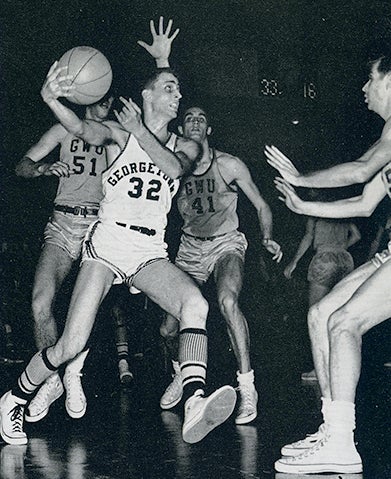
{"left": 149, "top": 72, "right": 182, "bottom": 119}
{"left": 88, "top": 96, "right": 114, "bottom": 121}
{"left": 181, "top": 107, "right": 211, "bottom": 142}
{"left": 362, "top": 62, "right": 390, "bottom": 116}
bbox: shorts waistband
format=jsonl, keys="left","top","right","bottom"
{"left": 184, "top": 232, "right": 228, "bottom": 242}
{"left": 54, "top": 204, "right": 99, "bottom": 216}
{"left": 116, "top": 222, "right": 156, "bottom": 237}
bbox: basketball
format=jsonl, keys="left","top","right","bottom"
{"left": 57, "top": 46, "right": 112, "bottom": 105}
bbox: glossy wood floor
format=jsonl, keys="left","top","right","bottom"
{"left": 1, "top": 282, "right": 390, "bottom": 479}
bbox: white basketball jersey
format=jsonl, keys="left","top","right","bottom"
{"left": 99, "top": 133, "right": 179, "bottom": 235}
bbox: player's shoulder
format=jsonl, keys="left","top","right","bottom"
{"left": 176, "top": 136, "right": 201, "bottom": 157}
{"left": 215, "top": 149, "right": 244, "bottom": 170}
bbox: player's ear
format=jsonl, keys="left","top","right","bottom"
{"left": 178, "top": 125, "right": 183, "bottom": 135}
{"left": 142, "top": 89, "right": 152, "bottom": 101}
{"left": 207, "top": 126, "right": 212, "bottom": 136}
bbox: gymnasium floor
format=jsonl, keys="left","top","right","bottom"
{"left": 1, "top": 283, "right": 390, "bottom": 479}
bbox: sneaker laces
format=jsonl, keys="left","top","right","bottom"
{"left": 9, "top": 405, "right": 24, "bottom": 432}
{"left": 237, "top": 384, "right": 256, "bottom": 412}
{"left": 65, "top": 372, "right": 84, "bottom": 402}
{"left": 291, "top": 435, "right": 330, "bottom": 461}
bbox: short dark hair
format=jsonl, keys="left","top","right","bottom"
{"left": 368, "top": 52, "right": 391, "bottom": 74}
{"left": 181, "top": 104, "right": 212, "bottom": 125}
{"left": 141, "top": 67, "right": 179, "bottom": 91}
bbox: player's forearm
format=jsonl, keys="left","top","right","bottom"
{"left": 133, "top": 125, "right": 185, "bottom": 178}
{"left": 257, "top": 204, "right": 274, "bottom": 239}
{"left": 45, "top": 99, "right": 85, "bottom": 138}
{"left": 298, "top": 162, "right": 364, "bottom": 188}
{"left": 15, "top": 157, "right": 44, "bottom": 178}
{"left": 299, "top": 197, "right": 372, "bottom": 219}
{"left": 291, "top": 236, "right": 312, "bottom": 264}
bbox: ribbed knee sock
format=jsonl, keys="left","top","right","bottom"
{"left": 179, "top": 328, "right": 207, "bottom": 401}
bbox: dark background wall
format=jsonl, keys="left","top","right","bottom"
{"left": 1, "top": 0, "right": 391, "bottom": 252}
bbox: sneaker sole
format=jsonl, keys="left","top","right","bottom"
{"left": 182, "top": 385, "right": 237, "bottom": 444}
{"left": 25, "top": 387, "right": 64, "bottom": 423}
{"left": 160, "top": 391, "right": 183, "bottom": 410}
{"left": 235, "top": 409, "right": 257, "bottom": 425}
{"left": 65, "top": 400, "right": 87, "bottom": 419}
{"left": 275, "top": 459, "right": 363, "bottom": 474}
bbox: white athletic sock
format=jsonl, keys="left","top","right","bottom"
{"left": 237, "top": 369, "right": 255, "bottom": 387}
{"left": 321, "top": 396, "right": 332, "bottom": 424}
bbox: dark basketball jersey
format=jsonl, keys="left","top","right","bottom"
{"left": 56, "top": 133, "right": 108, "bottom": 207}
{"left": 177, "top": 149, "right": 239, "bottom": 236}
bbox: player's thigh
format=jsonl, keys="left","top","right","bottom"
{"left": 33, "top": 243, "right": 73, "bottom": 296}
{"left": 58, "top": 261, "right": 115, "bottom": 351}
{"left": 335, "top": 259, "right": 391, "bottom": 333}
{"left": 133, "top": 260, "right": 203, "bottom": 320}
{"left": 314, "top": 260, "right": 377, "bottom": 317}
{"left": 214, "top": 253, "right": 244, "bottom": 298}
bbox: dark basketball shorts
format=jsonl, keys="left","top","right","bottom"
{"left": 307, "top": 249, "right": 354, "bottom": 288}
{"left": 175, "top": 230, "right": 248, "bottom": 283}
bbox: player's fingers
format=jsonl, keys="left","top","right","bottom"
{"left": 170, "top": 28, "right": 180, "bottom": 41}
{"left": 137, "top": 40, "right": 151, "bottom": 51}
{"left": 270, "top": 145, "right": 291, "bottom": 162}
{"left": 165, "top": 18, "right": 173, "bottom": 35}
{"left": 46, "top": 61, "right": 59, "bottom": 77}
{"left": 159, "top": 16, "right": 164, "bottom": 35}
{"left": 150, "top": 19, "right": 157, "bottom": 37}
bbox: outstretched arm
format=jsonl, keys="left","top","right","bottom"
{"left": 137, "top": 17, "right": 179, "bottom": 68}
{"left": 274, "top": 172, "right": 387, "bottom": 218}
{"left": 284, "top": 218, "right": 315, "bottom": 279}
{"left": 115, "top": 97, "right": 200, "bottom": 179}
{"left": 227, "top": 156, "right": 283, "bottom": 262}
{"left": 15, "top": 124, "right": 70, "bottom": 178}
{"left": 265, "top": 135, "right": 391, "bottom": 188}
{"left": 41, "top": 62, "right": 117, "bottom": 146}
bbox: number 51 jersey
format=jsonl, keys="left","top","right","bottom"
{"left": 99, "top": 133, "right": 180, "bottom": 238}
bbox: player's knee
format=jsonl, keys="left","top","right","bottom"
{"left": 180, "top": 291, "right": 208, "bottom": 329}
{"left": 328, "top": 307, "right": 364, "bottom": 340}
{"left": 218, "top": 291, "right": 239, "bottom": 318}
{"left": 160, "top": 316, "right": 179, "bottom": 339}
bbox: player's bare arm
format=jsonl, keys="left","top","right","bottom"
{"left": 265, "top": 123, "right": 391, "bottom": 188}
{"left": 275, "top": 173, "right": 386, "bottom": 218}
{"left": 219, "top": 154, "right": 283, "bottom": 262}
{"left": 284, "top": 218, "right": 315, "bottom": 279}
{"left": 41, "top": 62, "right": 118, "bottom": 147}
{"left": 137, "top": 16, "right": 179, "bottom": 68}
{"left": 15, "top": 124, "right": 70, "bottom": 178}
{"left": 115, "top": 97, "right": 200, "bottom": 178}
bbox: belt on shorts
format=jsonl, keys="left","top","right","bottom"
{"left": 54, "top": 204, "right": 99, "bottom": 216}
{"left": 184, "top": 232, "right": 227, "bottom": 241}
{"left": 116, "top": 222, "right": 156, "bottom": 237}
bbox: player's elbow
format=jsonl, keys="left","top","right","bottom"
{"left": 358, "top": 200, "right": 377, "bottom": 217}
{"left": 354, "top": 166, "right": 371, "bottom": 184}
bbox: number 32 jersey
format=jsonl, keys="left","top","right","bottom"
{"left": 99, "top": 133, "right": 180, "bottom": 235}
{"left": 55, "top": 132, "right": 108, "bottom": 207}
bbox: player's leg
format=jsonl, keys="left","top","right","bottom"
{"left": 159, "top": 313, "right": 182, "bottom": 409}
{"left": 279, "top": 260, "right": 376, "bottom": 458}
{"left": 0, "top": 261, "right": 115, "bottom": 445}
{"left": 111, "top": 297, "right": 134, "bottom": 386}
{"left": 214, "top": 253, "right": 258, "bottom": 424}
{"left": 133, "top": 259, "right": 236, "bottom": 443}
{"left": 26, "top": 244, "right": 73, "bottom": 422}
{"left": 276, "top": 260, "right": 391, "bottom": 474}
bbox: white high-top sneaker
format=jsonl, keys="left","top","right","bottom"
{"left": 0, "top": 391, "right": 27, "bottom": 445}
{"left": 63, "top": 350, "right": 89, "bottom": 419}
{"left": 235, "top": 370, "right": 258, "bottom": 425}
{"left": 25, "top": 373, "right": 64, "bottom": 422}
{"left": 160, "top": 360, "right": 183, "bottom": 410}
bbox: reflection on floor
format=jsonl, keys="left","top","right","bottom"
{"left": 0, "top": 302, "right": 389, "bottom": 479}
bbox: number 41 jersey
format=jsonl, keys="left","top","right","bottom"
{"left": 99, "top": 133, "right": 180, "bottom": 236}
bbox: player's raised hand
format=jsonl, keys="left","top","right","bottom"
{"left": 138, "top": 16, "right": 179, "bottom": 67}
{"left": 265, "top": 145, "right": 301, "bottom": 186}
{"left": 263, "top": 239, "right": 283, "bottom": 263}
{"left": 114, "top": 97, "right": 143, "bottom": 134}
{"left": 283, "top": 262, "right": 297, "bottom": 279}
{"left": 274, "top": 177, "right": 304, "bottom": 214}
{"left": 41, "top": 61, "right": 75, "bottom": 104}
